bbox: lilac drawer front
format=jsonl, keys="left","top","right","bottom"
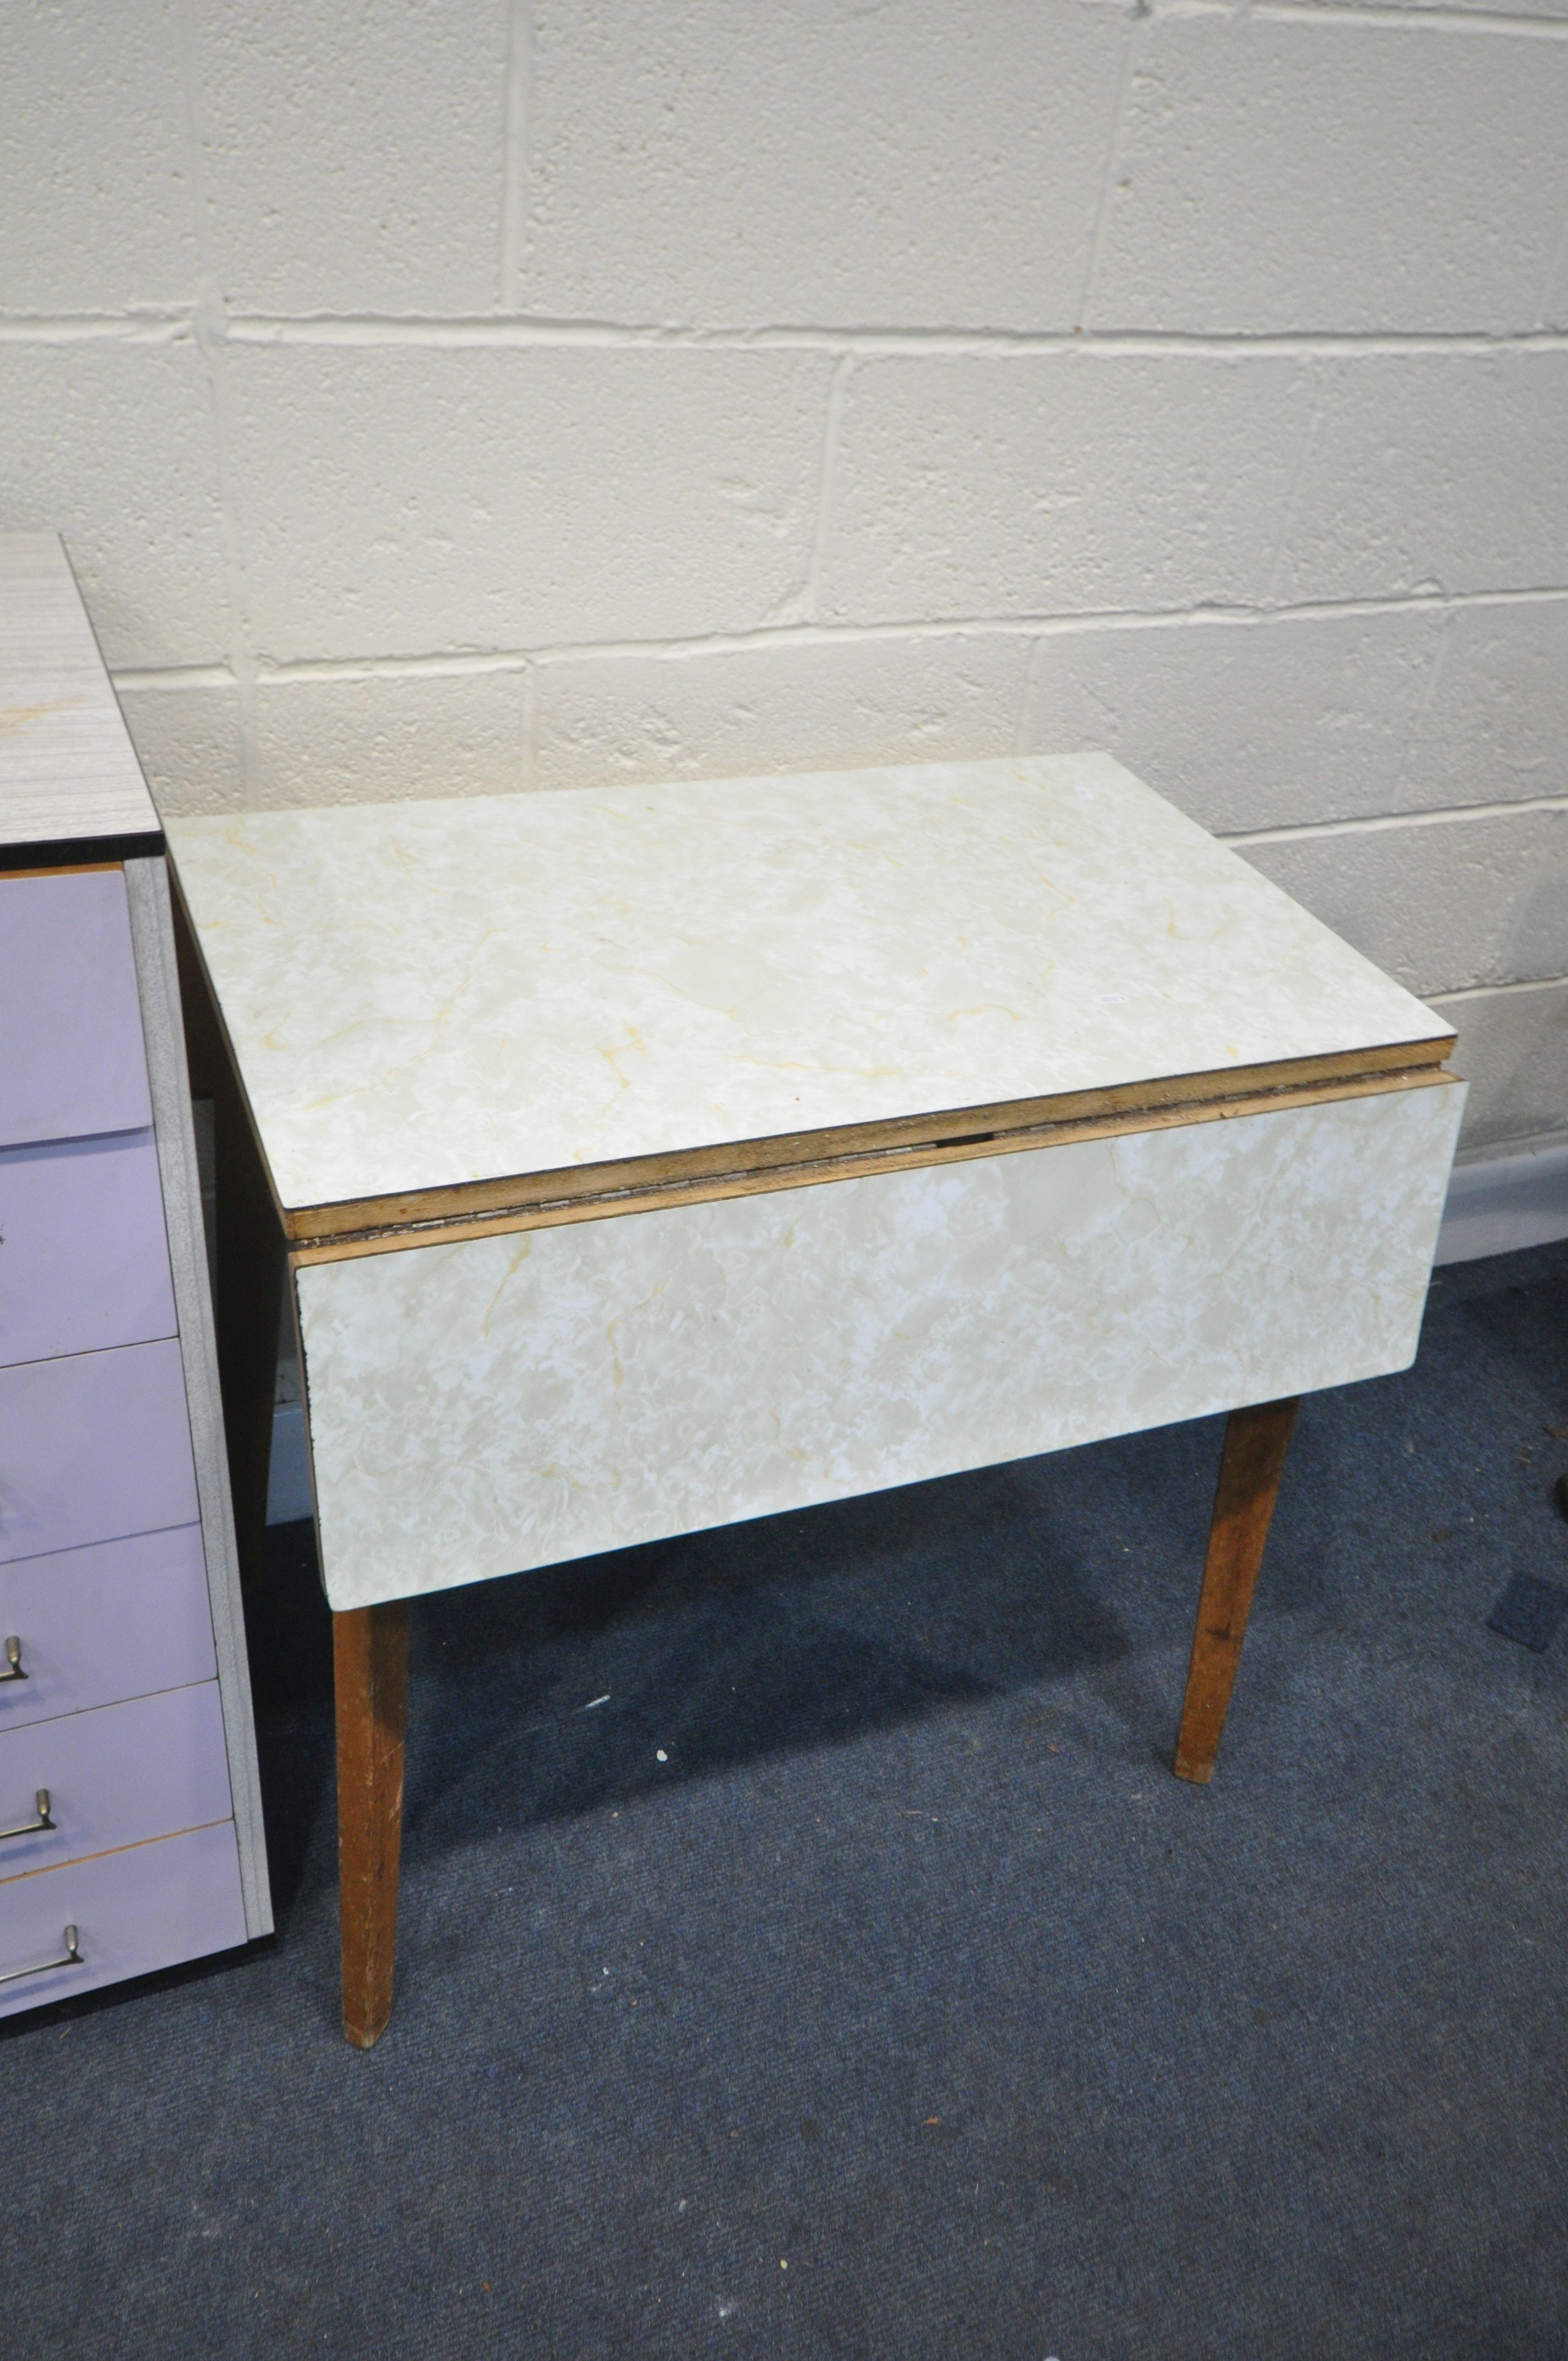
{"left": 0, "top": 1129, "right": 175, "bottom": 1370}
{"left": 0, "top": 1682, "right": 233, "bottom": 1881}
{"left": 0, "top": 870, "right": 152, "bottom": 1149}
{"left": 0, "top": 1525, "right": 214, "bottom": 1731}
{"left": 0, "top": 1339, "right": 197, "bottom": 1565}
{"left": 0, "top": 1820, "right": 247, "bottom": 2021}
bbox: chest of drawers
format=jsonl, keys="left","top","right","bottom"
{"left": 0, "top": 533, "right": 270, "bottom": 2016}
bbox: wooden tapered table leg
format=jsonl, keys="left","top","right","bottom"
{"left": 1174, "top": 1397, "right": 1299, "bottom": 1786}
{"left": 334, "top": 1601, "right": 411, "bottom": 2048}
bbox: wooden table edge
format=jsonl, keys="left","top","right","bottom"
{"left": 285, "top": 1057, "right": 1460, "bottom": 1267}
{"left": 167, "top": 868, "right": 1455, "bottom": 1267}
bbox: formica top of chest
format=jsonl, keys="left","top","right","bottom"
{"left": 168, "top": 755, "right": 1450, "bottom": 1232}
{"left": 0, "top": 534, "right": 161, "bottom": 862}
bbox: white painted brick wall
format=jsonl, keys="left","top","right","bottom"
{"left": 4, "top": 0, "right": 1567, "bottom": 1152}
{"left": 1026, "top": 610, "right": 1447, "bottom": 834}
{"left": 1241, "top": 808, "right": 1568, "bottom": 997}
{"left": 0, "top": 340, "right": 227, "bottom": 667}
{"left": 1429, "top": 982, "right": 1568, "bottom": 1151}
{"left": 192, "top": 1, "right": 509, "bottom": 315}
{"left": 246, "top": 670, "right": 531, "bottom": 809}
{"left": 225, "top": 346, "right": 831, "bottom": 657}
{"left": 0, "top": 3, "right": 195, "bottom": 312}
{"left": 1088, "top": 19, "right": 1568, "bottom": 335}
{"left": 531, "top": 632, "right": 1038, "bottom": 793}
{"left": 520, "top": 0, "right": 1128, "bottom": 328}
{"left": 1270, "top": 356, "right": 1568, "bottom": 603}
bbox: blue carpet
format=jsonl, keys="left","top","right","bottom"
{"left": 8, "top": 1242, "right": 1568, "bottom": 2359}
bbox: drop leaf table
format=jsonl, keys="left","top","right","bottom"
{"left": 167, "top": 757, "right": 1462, "bottom": 2047}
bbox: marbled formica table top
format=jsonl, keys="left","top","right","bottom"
{"left": 166, "top": 754, "right": 1451, "bottom": 1218}
{"left": 0, "top": 534, "right": 160, "bottom": 856}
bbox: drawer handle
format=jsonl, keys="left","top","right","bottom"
{"left": 0, "top": 1635, "right": 25, "bottom": 1682}
{"left": 0, "top": 1789, "right": 53, "bottom": 1842}
{"left": 0, "top": 1925, "right": 81, "bottom": 1989}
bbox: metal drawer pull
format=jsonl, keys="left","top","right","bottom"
{"left": 0, "top": 1789, "right": 53, "bottom": 1842}
{"left": 0, "top": 1925, "right": 81, "bottom": 1989}
{"left": 0, "top": 1635, "right": 25, "bottom": 1682}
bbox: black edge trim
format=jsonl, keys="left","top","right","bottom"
{"left": 0, "top": 830, "right": 165, "bottom": 873}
